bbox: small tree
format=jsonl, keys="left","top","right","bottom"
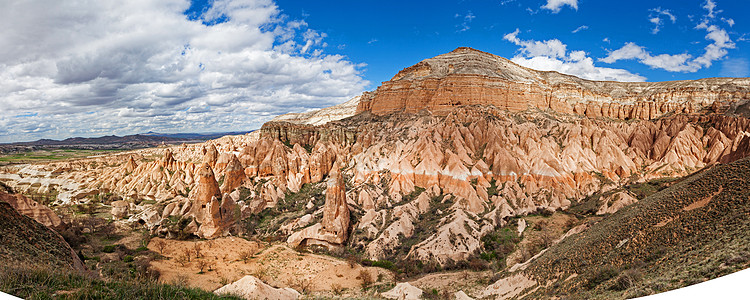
{"left": 183, "top": 248, "right": 193, "bottom": 262}
{"left": 360, "top": 269, "right": 373, "bottom": 290}
{"left": 153, "top": 239, "right": 167, "bottom": 254}
{"left": 175, "top": 253, "right": 189, "bottom": 267}
{"left": 194, "top": 243, "right": 203, "bottom": 259}
{"left": 238, "top": 250, "right": 253, "bottom": 263}
{"left": 196, "top": 259, "right": 209, "bottom": 273}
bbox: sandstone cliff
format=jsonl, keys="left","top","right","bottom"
{"left": 271, "top": 95, "right": 362, "bottom": 126}
{"left": 356, "top": 47, "right": 750, "bottom": 120}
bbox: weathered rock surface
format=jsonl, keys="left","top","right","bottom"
{"left": 357, "top": 47, "right": 750, "bottom": 120}
{"left": 0, "top": 191, "right": 85, "bottom": 272}
{"left": 287, "top": 161, "right": 350, "bottom": 248}
{"left": 381, "top": 282, "right": 423, "bottom": 300}
{"left": 596, "top": 191, "right": 639, "bottom": 215}
{"left": 110, "top": 200, "right": 130, "bottom": 219}
{"left": 271, "top": 95, "right": 362, "bottom": 126}
{"left": 0, "top": 189, "right": 63, "bottom": 229}
{"left": 214, "top": 275, "right": 300, "bottom": 300}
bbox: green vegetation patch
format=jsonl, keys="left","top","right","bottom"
{"left": 0, "top": 149, "right": 123, "bottom": 165}
{"left": 0, "top": 264, "right": 242, "bottom": 300}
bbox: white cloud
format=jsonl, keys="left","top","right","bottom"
{"left": 571, "top": 25, "right": 588, "bottom": 33}
{"left": 0, "top": 0, "right": 368, "bottom": 143}
{"left": 541, "top": 0, "right": 578, "bottom": 13}
{"left": 602, "top": 0, "right": 735, "bottom": 73}
{"left": 503, "top": 29, "right": 646, "bottom": 82}
{"left": 649, "top": 7, "right": 677, "bottom": 34}
{"left": 704, "top": 0, "right": 718, "bottom": 18}
{"left": 456, "top": 11, "right": 476, "bottom": 32}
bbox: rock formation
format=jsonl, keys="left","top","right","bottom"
{"left": 0, "top": 194, "right": 85, "bottom": 272}
{"left": 596, "top": 191, "right": 639, "bottom": 215}
{"left": 320, "top": 161, "right": 350, "bottom": 243}
{"left": 0, "top": 189, "right": 63, "bottom": 230}
{"left": 356, "top": 47, "right": 750, "bottom": 120}
{"left": 214, "top": 275, "right": 300, "bottom": 300}
{"left": 271, "top": 94, "right": 363, "bottom": 126}
{"left": 190, "top": 163, "right": 221, "bottom": 210}
{"left": 287, "top": 161, "right": 350, "bottom": 248}
{"left": 110, "top": 200, "right": 129, "bottom": 219}
{"left": 381, "top": 282, "right": 423, "bottom": 300}
{"left": 220, "top": 154, "right": 245, "bottom": 194}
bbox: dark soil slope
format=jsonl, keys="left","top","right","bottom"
{"left": 0, "top": 193, "right": 85, "bottom": 272}
{"left": 516, "top": 157, "right": 750, "bottom": 299}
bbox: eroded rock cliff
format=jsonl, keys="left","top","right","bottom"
{"left": 357, "top": 47, "right": 750, "bottom": 120}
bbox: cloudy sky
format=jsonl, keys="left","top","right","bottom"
{"left": 1, "top": 0, "right": 748, "bottom": 143}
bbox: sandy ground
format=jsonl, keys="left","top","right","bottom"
{"left": 147, "top": 237, "right": 393, "bottom": 295}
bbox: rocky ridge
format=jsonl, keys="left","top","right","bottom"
{"left": 271, "top": 95, "right": 363, "bottom": 126}
{"left": 357, "top": 47, "right": 750, "bottom": 120}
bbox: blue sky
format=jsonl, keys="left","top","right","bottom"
{"left": 271, "top": 0, "right": 749, "bottom": 87}
{"left": 0, "top": 0, "right": 747, "bottom": 143}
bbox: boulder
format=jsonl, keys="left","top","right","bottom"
{"left": 381, "top": 282, "right": 423, "bottom": 300}
{"left": 596, "top": 191, "right": 639, "bottom": 215}
{"left": 214, "top": 275, "right": 300, "bottom": 300}
{"left": 111, "top": 200, "right": 129, "bottom": 219}
{"left": 455, "top": 290, "right": 474, "bottom": 300}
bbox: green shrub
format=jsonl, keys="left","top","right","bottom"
{"left": 586, "top": 267, "right": 620, "bottom": 289}
{"left": 0, "top": 264, "right": 242, "bottom": 299}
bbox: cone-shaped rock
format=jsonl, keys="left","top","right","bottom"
{"left": 203, "top": 144, "right": 219, "bottom": 168}
{"left": 124, "top": 156, "right": 138, "bottom": 173}
{"left": 221, "top": 154, "right": 246, "bottom": 194}
{"left": 321, "top": 160, "right": 349, "bottom": 242}
{"left": 191, "top": 163, "right": 221, "bottom": 207}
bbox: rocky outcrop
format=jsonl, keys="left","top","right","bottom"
{"left": 220, "top": 154, "right": 245, "bottom": 194}
{"left": 357, "top": 47, "right": 750, "bottom": 120}
{"left": 190, "top": 163, "right": 221, "bottom": 210}
{"left": 260, "top": 121, "right": 357, "bottom": 149}
{"left": 214, "top": 275, "right": 300, "bottom": 300}
{"left": 0, "top": 194, "right": 85, "bottom": 272}
{"left": 271, "top": 94, "right": 363, "bottom": 126}
{"left": 111, "top": 200, "right": 129, "bottom": 219}
{"left": 0, "top": 190, "right": 63, "bottom": 230}
{"left": 320, "top": 162, "right": 350, "bottom": 243}
{"left": 596, "top": 191, "right": 639, "bottom": 215}
{"left": 381, "top": 282, "right": 423, "bottom": 300}
{"left": 287, "top": 161, "right": 350, "bottom": 248}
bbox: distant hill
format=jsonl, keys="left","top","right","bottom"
{"left": 0, "top": 131, "right": 254, "bottom": 153}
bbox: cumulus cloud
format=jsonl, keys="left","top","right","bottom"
{"left": 503, "top": 29, "right": 646, "bottom": 82}
{"left": 541, "top": 0, "right": 578, "bottom": 13}
{"left": 602, "top": 0, "right": 735, "bottom": 72}
{"left": 0, "top": 0, "right": 368, "bottom": 143}
{"left": 649, "top": 7, "right": 677, "bottom": 34}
